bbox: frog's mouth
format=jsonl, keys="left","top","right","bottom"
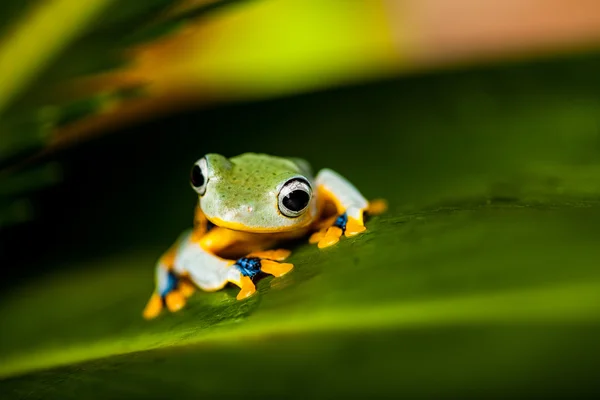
{"left": 205, "top": 214, "right": 312, "bottom": 234}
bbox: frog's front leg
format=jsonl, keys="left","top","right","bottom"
{"left": 227, "top": 255, "right": 293, "bottom": 300}
{"left": 226, "top": 249, "right": 292, "bottom": 299}
{"left": 143, "top": 230, "right": 293, "bottom": 319}
{"left": 310, "top": 168, "right": 386, "bottom": 249}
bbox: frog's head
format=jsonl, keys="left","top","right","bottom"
{"left": 190, "top": 153, "right": 317, "bottom": 232}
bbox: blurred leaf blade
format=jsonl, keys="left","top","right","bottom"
{"left": 0, "top": 163, "right": 61, "bottom": 197}
{"left": 0, "top": 0, "right": 117, "bottom": 116}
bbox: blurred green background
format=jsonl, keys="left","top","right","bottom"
{"left": 2, "top": 1, "right": 600, "bottom": 398}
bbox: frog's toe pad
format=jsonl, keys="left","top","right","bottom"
{"left": 178, "top": 279, "right": 196, "bottom": 298}
{"left": 236, "top": 276, "right": 257, "bottom": 300}
{"left": 318, "top": 226, "right": 343, "bottom": 248}
{"left": 345, "top": 217, "right": 366, "bottom": 237}
{"left": 261, "top": 259, "right": 294, "bottom": 277}
{"left": 309, "top": 230, "right": 326, "bottom": 244}
{"left": 367, "top": 199, "right": 388, "bottom": 215}
{"left": 165, "top": 290, "right": 186, "bottom": 312}
{"left": 269, "top": 249, "right": 292, "bottom": 261}
{"left": 143, "top": 293, "right": 163, "bottom": 320}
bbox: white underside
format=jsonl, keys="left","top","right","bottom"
{"left": 157, "top": 231, "right": 241, "bottom": 291}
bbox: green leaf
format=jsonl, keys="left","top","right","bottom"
{"left": 1, "top": 204, "right": 600, "bottom": 397}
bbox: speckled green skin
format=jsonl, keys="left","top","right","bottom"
{"left": 199, "top": 153, "right": 318, "bottom": 232}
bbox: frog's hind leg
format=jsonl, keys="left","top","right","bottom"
{"left": 143, "top": 246, "right": 180, "bottom": 319}
{"left": 143, "top": 235, "right": 198, "bottom": 319}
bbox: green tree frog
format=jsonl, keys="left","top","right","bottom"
{"left": 143, "top": 153, "right": 386, "bottom": 319}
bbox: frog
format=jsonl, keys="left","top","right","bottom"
{"left": 143, "top": 153, "right": 386, "bottom": 319}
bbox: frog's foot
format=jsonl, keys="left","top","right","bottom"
{"left": 345, "top": 216, "right": 366, "bottom": 237}
{"left": 246, "top": 249, "right": 291, "bottom": 261}
{"left": 165, "top": 290, "right": 186, "bottom": 312}
{"left": 311, "top": 226, "right": 343, "bottom": 248}
{"left": 310, "top": 211, "right": 366, "bottom": 249}
{"left": 235, "top": 276, "right": 256, "bottom": 300}
{"left": 142, "top": 290, "right": 187, "bottom": 319}
{"left": 177, "top": 275, "right": 197, "bottom": 298}
{"left": 235, "top": 256, "right": 294, "bottom": 278}
{"left": 143, "top": 293, "right": 163, "bottom": 320}
{"left": 143, "top": 270, "right": 192, "bottom": 319}
{"left": 260, "top": 259, "right": 294, "bottom": 277}
{"left": 229, "top": 256, "right": 294, "bottom": 300}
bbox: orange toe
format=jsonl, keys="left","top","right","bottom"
{"left": 345, "top": 217, "right": 366, "bottom": 237}
{"left": 178, "top": 280, "right": 196, "bottom": 298}
{"left": 165, "top": 290, "right": 186, "bottom": 312}
{"left": 309, "top": 230, "right": 326, "bottom": 244}
{"left": 236, "top": 276, "right": 257, "bottom": 300}
{"left": 260, "top": 260, "right": 294, "bottom": 277}
{"left": 318, "top": 235, "right": 340, "bottom": 248}
{"left": 142, "top": 293, "right": 163, "bottom": 320}
{"left": 318, "top": 226, "right": 343, "bottom": 248}
{"left": 367, "top": 199, "right": 388, "bottom": 215}
{"left": 269, "top": 249, "right": 292, "bottom": 261}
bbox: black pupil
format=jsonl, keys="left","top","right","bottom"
{"left": 283, "top": 190, "right": 309, "bottom": 212}
{"left": 191, "top": 165, "right": 205, "bottom": 188}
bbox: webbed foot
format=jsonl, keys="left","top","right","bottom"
{"left": 310, "top": 212, "right": 359, "bottom": 248}
{"left": 230, "top": 255, "right": 294, "bottom": 300}
{"left": 260, "top": 259, "right": 294, "bottom": 277}
{"left": 142, "top": 270, "right": 193, "bottom": 319}
{"left": 309, "top": 199, "right": 387, "bottom": 249}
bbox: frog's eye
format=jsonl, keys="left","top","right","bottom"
{"left": 190, "top": 158, "right": 208, "bottom": 196}
{"left": 278, "top": 178, "right": 312, "bottom": 218}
